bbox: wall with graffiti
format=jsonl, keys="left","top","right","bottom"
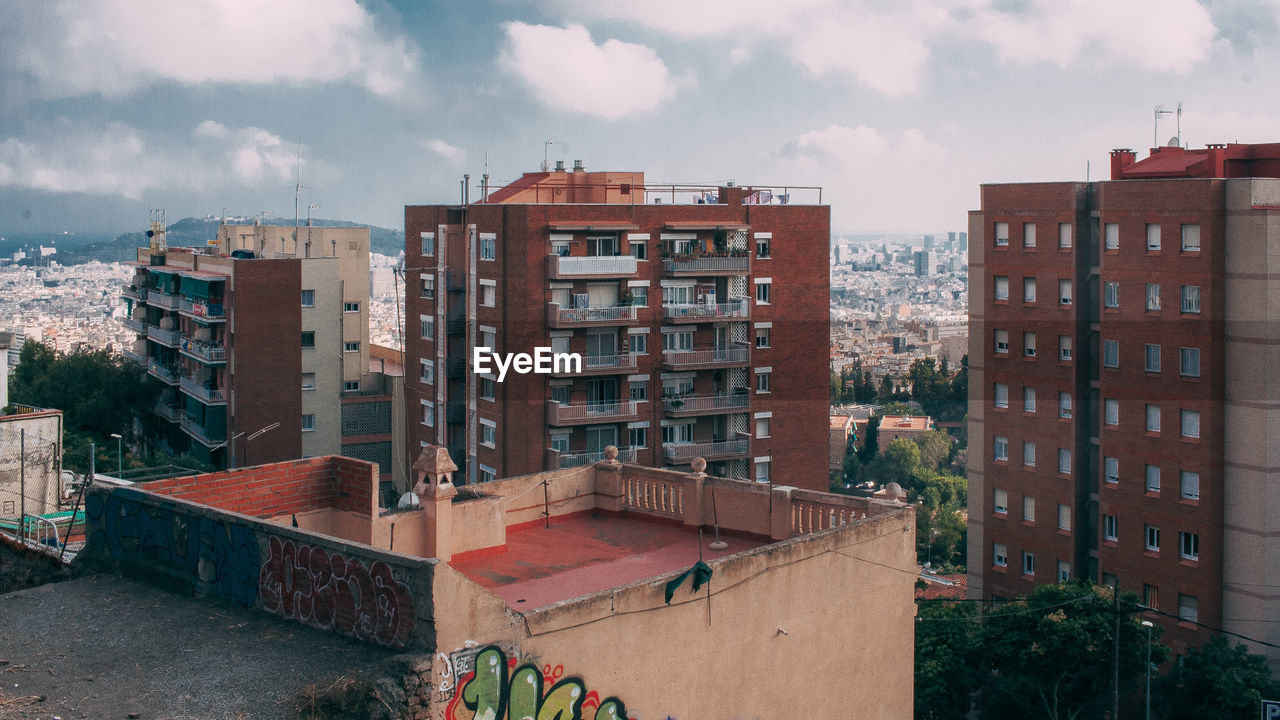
{"left": 431, "top": 644, "right": 628, "bottom": 720}
{"left": 81, "top": 485, "right": 433, "bottom": 649}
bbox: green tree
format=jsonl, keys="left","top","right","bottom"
{"left": 858, "top": 415, "right": 881, "bottom": 463}
{"left": 1156, "top": 636, "right": 1280, "bottom": 720}
{"left": 916, "top": 601, "right": 980, "bottom": 720}
{"left": 908, "top": 358, "right": 951, "bottom": 418}
{"left": 915, "top": 429, "right": 953, "bottom": 472}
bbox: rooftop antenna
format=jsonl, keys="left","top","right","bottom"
{"left": 1176, "top": 102, "right": 1183, "bottom": 147}
{"left": 1154, "top": 104, "right": 1173, "bottom": 148}
{"left": 482, "top": 152, "right": 490, "bottom": 203}
{"left": 541, "top": 140, "right": 554, "bottom": 172}
{"left": 293, "top": 142, "right": 311, "bottom": 229}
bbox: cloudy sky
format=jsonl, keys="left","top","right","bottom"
{"left": 2, "top": 0, "right": 1278, "bottom": 236}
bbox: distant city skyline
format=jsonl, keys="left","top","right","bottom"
{"left": 3, "top": 0, "right": 1279, "bottom": 235}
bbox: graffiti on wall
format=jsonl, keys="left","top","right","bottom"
{"left": 443, "top": 645, "right": 628, "bottom": 720}
{"left": 258, "top": 535, "right": 416, "bottom": 648}
{"left": 85, "top": 489, "right": 259, "bottom": 607}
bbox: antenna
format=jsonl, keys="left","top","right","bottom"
{"left": 542, "top": 140, "right": 554, "bottom": 172}
{"left": 1176, "top": 102, "right": 1183, "bottom": 147}
{"left": 293, "top": 142, "right": 311, "bottom": 228}
{"left": 1154, "top": 105, "right": 1173, "bottom": 148}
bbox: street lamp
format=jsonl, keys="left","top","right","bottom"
{"left": 109, "top": 433, "right": 122, "bottom": 477}
{"left": 1142, "top": 619, "right": 1155, "bottom": 720}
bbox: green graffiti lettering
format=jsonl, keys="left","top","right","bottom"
{"left": 461, "top": 647, "right": 507, "bottom": 720}
{"left": 446, "top": 646, "right": 629, "bottom": 720}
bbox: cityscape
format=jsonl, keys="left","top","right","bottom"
{"left": 3, "top": 2, "right": 1280, "bottom": 719}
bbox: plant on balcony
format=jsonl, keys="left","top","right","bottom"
{"left": 669, "top": 399, "right": 685, "bottom": 409}
{"left": 621, "top": 289, "right": 635, "bottom": 305}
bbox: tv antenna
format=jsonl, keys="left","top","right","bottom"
{"left": 293, "top": 141, "right": 311, "bottom": 228}
{"left": 1154, "top": 103, "right": 1181, "bottom": 148}
{"left": 541, "top": 140, "right": 554, "bottom": 172}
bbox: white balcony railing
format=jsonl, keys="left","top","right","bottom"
{"left": 180, "top": 338, "right": 226, "bottom": 363}
{"left": 122, "top": 346, "right": 147, "bottom": 366}
{"left": 547, "top": 400, "right": 639, "bottom": 425}
{"left": 663, "top": 436, "right": 750, "bottom": 463}
{"left": 554, "top": 445, "right": 638, "bottom": 469}
{"left": 549, "top": 254, "right": 638, "bottom": 278}
{"left": 148, "top": 325, "right": 181, "bottom": 346}
{"left": 662, "top": 298, "right": 750, "bottom": 322}
{"left": 662, "top": 256, "right": 750, "bottom": 274}
{"left": 662, "top": 346, "right": 750, "bottom": 368}
{"left": 663, "top": 393, "right": 750, "bottom": 415}
{"left": 548, "top": 303, "right": 638, "bottom": 326}
{"left": 148, "top": 361, "right": 179, "bottom": 385}
{"left": 149, "top": 291, "right": 181, "bottom": 310}
{"left": 154, "top": 400, "right": 180, "bottom": 422}
{"left": 122, "top": 316, "right": 147, "bottom": 334}
{"left": 180, "top": 376, "right": 226, "bottom": 404}
{"left": 179, "top": 413, "right": 225, "bottom": 446}
{"left": 179, "top": 297, "right": 226, "bottom": 320}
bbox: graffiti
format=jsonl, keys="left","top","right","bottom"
{"left": 258, "top": 535, "right": 415, "bottom": 648}
{"left": 84, "top": 489, "right": 259, "bottom": 607}
{"left": 444, "top": 645, "right": 628, "bottom": 720}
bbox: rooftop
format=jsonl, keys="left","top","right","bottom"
{"left": 881, "top": 414, "right": 933, "bottom": 430}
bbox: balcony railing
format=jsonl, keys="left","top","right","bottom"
{"left": 122, "top": 316, "right": 147, "bottom": 334}
{"left": 547, "top": 303, "right": 638, "bottom": 328}
{"left": 121, "top": 346, "right": 147, "bottom": 366}
{"left": 548, "top": 254, "right": 638, "bottom": 279}
{"left": 662, "top": 298, "right": 751, "bottom": 323}
{"left": 663, "top": 393, "right": 750, "bottom": 417}
{"left": 179, "top": 297, "right": 226, "bottom": 321}
{"left": 549, "top": 352, "right": 638, "bottom": 377}
{"left": 551, "top": 445, "right": 638, "bottom": 469}
{"left": 147, "top": 361, "right": 179, "bottom": 385}
{"left": 179, "top": 413, "right": 225, "bottom": 446}
{"left": 149, "top": 291, "right": 181, "bottom": 310}
{"left": 662, "top": 255, "right": 750, "bottom": 275}
{"left": 662, "top": 345, "right": 750, "bottom": 370}
{"left": 148, "top": 325, "right": 181, "bottom": 347}
{"left": 547, "top": 400, "right": 640, "bottom": 426}
{"left": 154, "top": 399, "right": 180, "bottom": 423}
{"left": 663, "top": 435, "right": 750, "bottom": 463}
{"left": 179, "top": 338, "right": 226, "bottom": 364}
{"left": 121, "top": 283, "right": 145, "bottom": 301}
{"left": 179, "top": 376, "right": 226, "bottom": 404}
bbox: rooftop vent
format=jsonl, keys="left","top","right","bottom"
{"left": 554, "top": 160, "right": 565, "bottom": 172}
{"left": 573, "top": 159, "right": 584, "bottom": 171}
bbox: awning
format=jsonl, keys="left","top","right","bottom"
{"left": 662, "top": 222, "right": 749, "bottom": 231}
{"left": 546, "top": 222, "right": 639, "bottom": 232}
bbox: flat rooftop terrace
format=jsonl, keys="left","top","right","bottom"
{"left": 451, "top": 512, "right": 764, "bottom": 610}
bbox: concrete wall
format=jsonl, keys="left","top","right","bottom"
{"left": 967, "top": 209, "right": 987, "bottom": 601}
{"left": 301, "top": 258, "right": 343, "bottom": 458}
{"left": 0, "top": 410, "right": 61, "bottom": 519}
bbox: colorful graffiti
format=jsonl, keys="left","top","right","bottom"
{"left": 84, "top": 489, "right": 259, "bottom": 607}
{"left": 258, "top": 535, "right": 416, "bottom": 648}
{"left": 443, "top": 645, "right": 628, "bottom": 720}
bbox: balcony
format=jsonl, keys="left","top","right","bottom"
{"left": 546, "top": 400, "right": 641, "bottom": 426}
{"left": 179, "top": 376, "right": 227, "bottom": 405}
{"left": 547, "top": 303, "right": 638, "bottom": 329}
{"left": 663, "top": 393, "right": 750, "bottom": 417}
{"left": 549, "top": 352, "right": 637, "bottom": 377}
{"left": 122, "top": 316, "right": 147, "bottom": 334}
{"left": 179, "top": 297, "right": 226, "bottom": 322}
{"left": 147, "top": 361, "right": 179, "bottom": 385}
{"left": 179, "top": 338, "right": 226, "bottom": 364}
{"left": 548, "top": 445, "right": 638, "bottom": 469}
{"left": 662, "top": 255, "right": 750, "bottom": 276}
{"left": 663, "top": 434, "right": 750, "bottom": 463}
{"left": 121, "top": 283, "right": 146, "bottom": 301}
{"left": 121, "top": 345, "right": 147, "bottom": 366}
{"left": 662, "top": 298, "right": 751, "bottom": 324}
{"left": 447, "top": 400, "right": 465, "bottom": 424}
{"left": 447, "top": 355, "right": 467, "bottom": 379}
{"left": 179, "top": 413, "right": 225, "bottom": 446}
{"left": 662, "top": 344, "right": 750, "bottom": 370}
{"left": 149, "top": 291, "right": 181, "bottom": 310}
{"left": 547, "top": 254, "right": 638, "bottom": 279}
{"left": 148, "top": 325, "right": 181, "bottom": 347}
{"left": 154, "top": 399, "right": 180, "bottom": 423}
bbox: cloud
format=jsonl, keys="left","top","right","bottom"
{"left": 0, "top": 0, "right": 417, "bottom": 98}
{"left": 0, "top": 120, "right": 333, "bottom": 199}
{"left": 421, "top": 138, "right": 466, "bottom": 166}
{"left": 499, "top": 23, "right": 684, "bottom": 119}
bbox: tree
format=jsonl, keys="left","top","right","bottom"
{"left": 858, "top": 415, "right": 881, "bottom": 463}
{"left": 916, "top": 601, "right": 980, "bottom": 720}
{"left": 915, "top": 429, "right": 953, "bottom": 472}
{"left": 1156, "top": 635, "right": 1280, "bottom": 720}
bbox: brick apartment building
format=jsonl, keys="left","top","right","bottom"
{"left": 404, "top": 164, "right": 830, "bottom": 488}
{"left": 121, "top": 217, "right": 399, "bottom": 476}
{"left": 968, "top": 142, "right": 1280, "bottom": 659}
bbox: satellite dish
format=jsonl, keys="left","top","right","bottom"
{"left": 1167, "top": 136, "right": 1180, "bottom": 148}
{"left": 397, "top": 491, "right": 420, "bottom": 509}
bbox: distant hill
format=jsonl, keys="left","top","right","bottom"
{"left": 42, "top": 217, "right": 404, "bottom": 265}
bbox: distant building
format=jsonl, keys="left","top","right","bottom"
{"left": 830, "top": 413, "right": 857, "bottom": 479}
{"left": 913, "top": 250, "right": 934, "bottom": 277}
{"left": 878, "top": 414, "right": 934, "bottom": 449}
{"left": 0, "top": 406, "right": 62, "bottom": 520}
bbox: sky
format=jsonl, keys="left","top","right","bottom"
{"left": 2, "top": 0, "right": 1280, "bottom": 236}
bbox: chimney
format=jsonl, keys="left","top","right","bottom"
{"left": 1110, "top": 148, "right": 1136, "bottom": 180}
{"left": 573, "top": 159, "right": 584, "bottom": 172}
{"left": 554, "top": 160, "right": 565, "bottom": 172}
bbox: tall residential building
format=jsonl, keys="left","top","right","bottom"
{"left": 968, "top": 142, "right": 1280, "bottom": 660}
{"left": 121, "top": 219, "right": 378, "bottom": 470}
{"left": 404, "top": 165, "right": 830, "bottom": 489}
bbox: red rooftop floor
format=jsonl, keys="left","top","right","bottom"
{"left": 451, "top": 513, "right": 764, "bottom": 610}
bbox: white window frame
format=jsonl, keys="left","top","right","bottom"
{"left": 994, "top": 222, "right": 1009, "bottom": 247}
{"left": 1181, "top": 223, "right": 1200, "bottom": 251}
{"left": 1146, "top": 283, "right": 1161, "bottom": 312}
{"left": 479, "top": 233, "right": 496, "bottom": 261}
{"left": 1181, "top": 409, "right": 1200, "bottom": 439}
{"left": 480, "top": 419, "right": 496, "bottom": 448}
{"left": 1023, "top": 386, "right": 1036, "bottom": 413}
{"left": 1105, "top": 456, "right": 1119, "bottom": 484}
{"left": 420, "top": 231, "right": 435, "bottom": 256}
{"left": 993, "top": 542, "right": 1008, "bottom": 567}
{"left": 994, "top": 435, "right": 1008, "bottom": 462}
{"left": 1146, "top": 404, "right": 1161, "bottom": 433}
{"left": 1105, "top": 398, "right": 1119, "bottom": 426}
{"left": 1103, "top": 340, "right": 1119, "bottom": 368}
{"left": 1179, "top": 347, "right": 1200, "bottom": 378}
{"left": 1104, "top": 281, "right": 1119, "bottom": 308}
{"left": 1179, "top": 531, "right": 1200, "bottom": 561}
{"left": 1058, "top": 222, "right": 1072, "bottom": 249}
{"left": 994, "top": 275, "right": 1009, "bottom": 301}
{"left": 1058, "top": 448, "right": 1071, "bottom": 475}
{"left": 994, "top": 382, "right": 1008, "bottom": 408}
{"left": 1104, "top": 515, "right": 1118, "bottom": 541}
{"left": 1059, "top": 279, "right": 1072, "bottom": 305}
{"left": 993, "top": 488, "right": 1008, "bottom": 514}
{"left": 1023, "top": 222, "right": 1036, "bottom": 248}
{"left": 1180, "top": 471, "right": 1200, "bottom": 500}
{"left": 420, "top": 358, "right": 435, "bottom": 385}
{"left": 1146, "top": 223, "right": 1161, "bottom": 251}
{"left": 421, "top": 400, "right": 435, "bottom": 428}
{"left": 1146, "top": 464, "right": 1161, "bottom": 493}
{"left": 301, "top": 289, "right": 315, "bottom": 308}
{"left": 995, "top": 329, "right": 1009, "bottom": 354}
{"left": 1145, "top": 344, "right": 1161, "bottom": 373}
{"left": 1181, "top": 285, "right": 1201, "bottom": 314}
{"left": 1023, "top": 441, "right": 1036, "bottom": 467}
{"left": 755, "top": 278, "right": 772, "bottom": 304}
{"left": 1058, "top": 391, "right": 1072, "bottom": 418}
{"left": 301, "top": 414, "right": 316, "bottom": 432}
{"left": 1145, "top": 524, "right": 1160, "bottom": 552}
{"left": 1104, "top": 222, "right": 1119, "bottom": 250}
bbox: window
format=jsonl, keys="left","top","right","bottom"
{"left": 1023, "top": 222, "right": 1036, "bottom": 248}
{"left": 1145, "top": 524, "right": 1161, "bottom": 551}
{"left": 1180, "top": 285, "right": 1201, "bottom": 314}
{"left": 301, "top": 289, "right": 315, "bottom": 307}
{"left": 629, "top": 425, "right": 648, "bottom": 448}
{"left": 340, "top": 301, "right": 360, "bottom": 314}
{"left": 993, "top": 542, "right": 1008, "bottom": 567}
{"left": 1103, "top": 340, "right": 1118, "bottom": 368}
{"left": 756, "top": 416, "right": 771, "bottom": 439}
{"left": 420, "top": 400, "right": 435, "bottom": 427}
{"left": 481, "top": 329, "right": 496, "bottom": 350}
{"left": 1104, "top": 515, "right": 1118, "bottom": 541}
{"left": 481, "top": 284, "right": 495, "bottom": 307}
{"left": 344, "top": 341, "right": 360, "bottom": 353}
{"left": 1179, "top": 347, "right": 1200, "bottom": 377}
{"left": 1145, "top": 344, "right": 1161, "bottom": 373}
{"left": 994, "top": 435, "right": 1008, "bottom": 462}
{"left": 1022, "top": 277, "right": 1036, "bottom": 303}
{"left": 1023, "top": 386, "right": 1036, "bottom": 413}
{"left": 629, "top": 380, "right": 647, "bottom": 401}
{"left": 628, "top": 332, "right": 647, "bottom": 355}
{"left": 1022, "top": 495, "right": 1035, "bottom": 522}
{"left": 756, "top": 368, "right": 772, "bottom": 393}
{"left": 994, "top": 276, "right": 1009, "bottom": 301}
{"left": 1022, "top": 551, "right": 1035, "bottom": 576}
{"left": 550, "top": 431, "right": 569, "bottom": 452}
{"left": 1146, "top": 404, "right": 1161, "bottom": 433}
{"left": 1058, "top": 561, "right": 1071, "bottom": 583}
{"left": 663, "top": 330, "right": 693, "bottom": 352}
{"left": 1024, "top": 331, "right": 1037, "bottom": 357}
{"left": 629, "top": 285, "right": 648, "bottom": 307}
{"left": 994, "top": 222, "right": 1009, "bottom": 246}
{"left": 1179, "top": 594, "right": 1198, "bottom": 623}
{"left": 421, "top": 276, "right": 435, "bottom": 299}
{"left": 1058, "top": 391, "right": 1072, "bottom": 418}
{"left": 1104, "top": 222, "right": 1119, "bottom": 250}
{"left": 1181, "top": 223, "right": 1200, "bottom": 251}
{"left": 480, "top": 234, "right": 496, "bottom": 261}
{"left": 994, "top": 382, "right": 1008, "bottom": 408}
{"left": 301, "top": 331, "right": 315, "bottom": 348}
{"left": 1146, "top": 223, "right": 1161, "bottom": 251}
{"left": 1181, "top": 471, "right": 1200, "bottom": 500}
{"left": 1023, "top": 441, "right": 1036, "bottom": 467}
{"left": 420, "top": 232, "right": 435, "bottom": 256}
{"left": 481, "top": 420, "right": 496, "bottom": 448}
{"left": 1145, "top": 584, "right": 1159, "bottom": 610}
{"left": 756, "top": 235, "right": 771, "bottom": 258}
{"left": 755, "top": 460, "right": 771, "bottom": 483}
{"left": 1180, "top": 531, "right": 1200, "bottom": 561}
{"left": 755, "top": 327, "right": 771, "bottom": 348}
{"left": 1059, "top": 279, "right": 1072, "bottom": 305}
{"left": 1146, "top": 464, "right": 1161, "bottom": 493}
{"left": 755, "top": 279, "right": 772, "bottom": 304}
{"left": 1059, "top": 335, "right": 1073, "bottom": 361}
{"left": 995, "top": 329, "right": 1009, "bottom": 354}
{"left": 993, "top": 488, "right": 1008, "bottom": 514}
{"left": 1105, "top": 456, "right": 1119, "bottom": 484}
{"left": 1145, "top": 283, "right": 1161, "bottom": 311}
{"left": 1105, "top": 399, "right": 1119, "bottom": 425}
{"left": 1104, "top": 281, "right": 1119, "bottom": 308}
{"left": 1058, "top": 448, "right": 1072, "bottom": 475}
{"left": 1057, "top": 504, "right": 1071, "bottom": 531}
{"left": 479, "top": 465, "right": 497, "bottom": 484}
{"left": 420, "top": 315, "right": 435, "bottom": 340}
{"left": 420, "top": 359, "right": 435, "bottom": 384}
{"left": 480, "top": 376, "right": 495, "bottom": 401}
{"left": 301, "top": 372, "right": 316, "bottom": 390}
{"left": 551, "top": 239, "right": 570, "bottom": 257}
{"left": 630, "top": 240, "right": 647, "bottom": 260}
{"left": 1181, "top": 409, "right": 1200, "bottom": 439}
{"left": 1059, "top": 222, "right": 1072, "bottom": 249}
{"left": 301, "top": 414, "right": 315, "bottom": 432}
